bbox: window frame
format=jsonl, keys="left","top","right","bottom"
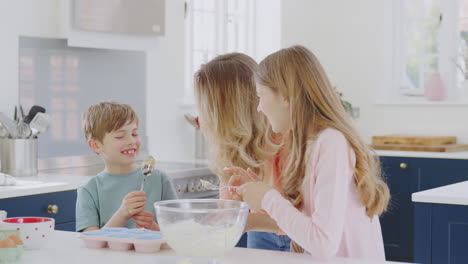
{"left": 379, "top": 0, "right": 465, "bottom": 105}
{"left": 182, "top": 0, "right": 257, "bottom": 107}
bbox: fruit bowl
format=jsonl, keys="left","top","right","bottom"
{"left": 1, "top": 217, "right": 54, "bottom": 250}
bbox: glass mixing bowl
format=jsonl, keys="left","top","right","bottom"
{"left": 154, "top": 199, "right": 249, "bottom": 258}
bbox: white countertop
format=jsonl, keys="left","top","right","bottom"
{"left": 0, "top": 162, "right": 213, "bottom": 199}
{"left": 0, "top": 172, "right": 89, "bottom": 199}
{"left": 412, "top": 181, "right": 468, "bottom": 206}
{"left": 375, "top": 150, "right": 468, "bottom": 160}
{"left": 15, "top": 231, "right": 407, "bottom": 264}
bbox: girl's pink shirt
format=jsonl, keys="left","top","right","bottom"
{"left": 261, "top": 128, "right": 385, "bottom": 261}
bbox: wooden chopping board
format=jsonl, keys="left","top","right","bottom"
{"left": 372, "top": 135, "right": 456, "bottom": 146}
{"left": 371, "top": 144, "right": 468, "bottom": 152}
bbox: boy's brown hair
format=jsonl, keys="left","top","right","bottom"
{"left": 82, "top": 101, "right": 139, "bottom": 142}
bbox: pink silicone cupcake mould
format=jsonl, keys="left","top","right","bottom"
{"left": 79, "top": 227, "right": 167, "bottom": 253}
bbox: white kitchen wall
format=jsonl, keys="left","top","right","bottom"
{"left": 281, "top": 0, "right": 468, "bottom": 143}
{"left": 0, "top": 0, "right": 63, "bottom": 117}
{"left": 146, "top": 0, "right": 196, "bottom": 162}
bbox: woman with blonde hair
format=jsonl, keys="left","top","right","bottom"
{"left": 194, "top": 52, "right": 291, "bottom": 251}
{"left": 237, "top": 45, "right": 390, "bottom": 260}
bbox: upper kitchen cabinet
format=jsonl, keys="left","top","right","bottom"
{"left": 66, "top": 0, "right": 166, "bottom": 51}
{"left": 4, "top": 1, "right": 67, "bottom": 39}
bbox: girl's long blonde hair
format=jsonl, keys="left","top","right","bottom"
{"left": 195, "top": 53, "right": 279, "bottom": 183}
{"left": 257, "top": 45, "right": 390, "bottom": 217}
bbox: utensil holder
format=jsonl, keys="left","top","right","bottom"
{"left": 0, "top": 138, "right": 38, "bottom": 176}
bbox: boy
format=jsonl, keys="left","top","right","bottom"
{"left": 76, "top": 101, "right": 177, "bottom": 232}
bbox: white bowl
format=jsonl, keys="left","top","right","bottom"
{"left": 1, "top": 217, "right": 55, "bottom": 250}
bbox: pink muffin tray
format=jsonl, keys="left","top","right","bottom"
{"left": 79, "top": 227, "right": 168, "bottom": 253}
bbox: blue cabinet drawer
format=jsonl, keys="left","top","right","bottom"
{"left": 415, "top": 203, "right": 468, "bottom": 264}
{"left": 55, "top": 222, "right": 76, "bottom": 232}
{"left": 0, "top": 190, "right": 77, "bottom": 224}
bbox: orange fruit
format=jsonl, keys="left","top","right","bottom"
{"left": 0, "top": 237, "right": 16, "bottom": 248}
{"left": 8, "top": 234, "right": 23, "bottom": 246}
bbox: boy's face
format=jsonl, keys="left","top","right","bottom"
{"left": 89, "top": 121, "right": 141, "bottom": 168}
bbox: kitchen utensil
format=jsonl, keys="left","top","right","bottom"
{"left": 0, "top": 123, "right": 8, "bottom": 138}
{"left": 16, "top": 116, "right": 31, "bottom": 139}
{"left": 154, "top": 199, "right": 248, "bottom": 258}
{"left": 184, "top": 113, "right": 200, "bottom": 129}
{"left": 19, "top": 105, "right": 24, "bottom": 119}
{"left": 24, "top": 106, "right": 45, "bottom": 124}
{"left": 0, "top": 113, "right": 19, "bottom": 139}
{"left": 140, "top": 156, "right": 156, "bottom": 191}
{"left": 0, "top": 138, "right": 38, "bottom": 176}
{"left": 199, "top": 179, "right": 239, "bottom": 191}
{"left": 29, "top": 113, "right": 50, "bottom": 138}
{"left": 13, "top": 106, "right": 17, "bottom": 122}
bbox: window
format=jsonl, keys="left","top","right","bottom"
{"left": 183, "top": 0, "right": 256, "bottom": 105}
{"left": 382, "top": 0, "right": 467, "bottom": 104}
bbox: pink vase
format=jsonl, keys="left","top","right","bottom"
{"left": 424, "top": 72, "right": 445, "bottom": 101}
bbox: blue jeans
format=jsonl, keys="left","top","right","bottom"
{"left": 247, "top": 231, "right": 291, "bottom": 252}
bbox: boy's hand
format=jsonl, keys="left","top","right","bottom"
{"left": 133, "top": 211, "right": 160, "bottom": 230}
{"left": 118, "top": 191, "right": 147, "bottom": 219}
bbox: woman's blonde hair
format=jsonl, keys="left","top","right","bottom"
{"left": 257, "top": 45, "right": 390, "bottom": 217}
{"left": 194, "top": 53, "right": 279, "bottom": 183}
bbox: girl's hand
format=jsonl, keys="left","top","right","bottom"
{"left": 238, "top": 182, "right": 273, "bottom": 211}
{"left": 223, "top": 167, "right": 261, "bottom": 199}
{"left": 118, "top": 191, "right": 147, "bottom": 219}
{"left": 133, "top": 211, "right": 160, "bottom": 230}
{"left": 224, "top": 167, "right": 260, "bottom": 183}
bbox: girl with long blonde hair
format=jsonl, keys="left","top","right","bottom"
{"left": 194, "top": 53, "right": 291, "bottom": 251}
{"left": 238, "top": 45, "right": 390, "bottom": 260}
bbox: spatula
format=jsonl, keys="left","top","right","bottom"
{"left": 29, "top": 113, "right": 51, "bottom": 138}
{"left": 24, "top": 105, "right": 46, "bottom": 124}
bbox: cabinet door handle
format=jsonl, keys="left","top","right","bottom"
{"left": 47, "top": 204, "right": 59, "bottom": 214}
{"left": 400, "top": 163, "right": 408, "bottom": 170}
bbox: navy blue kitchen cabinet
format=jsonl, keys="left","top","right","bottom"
{"left": 0, "top": 190, "right": 77, "bottom": 231}
{"left": 379, "top": 157, "right": 414, "bottom": 262}
{"left": 379, "top": 157, "right": 468, "bottom": 262}
{"left": 415, "top": 203, "right": 468, "bottom": 264}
